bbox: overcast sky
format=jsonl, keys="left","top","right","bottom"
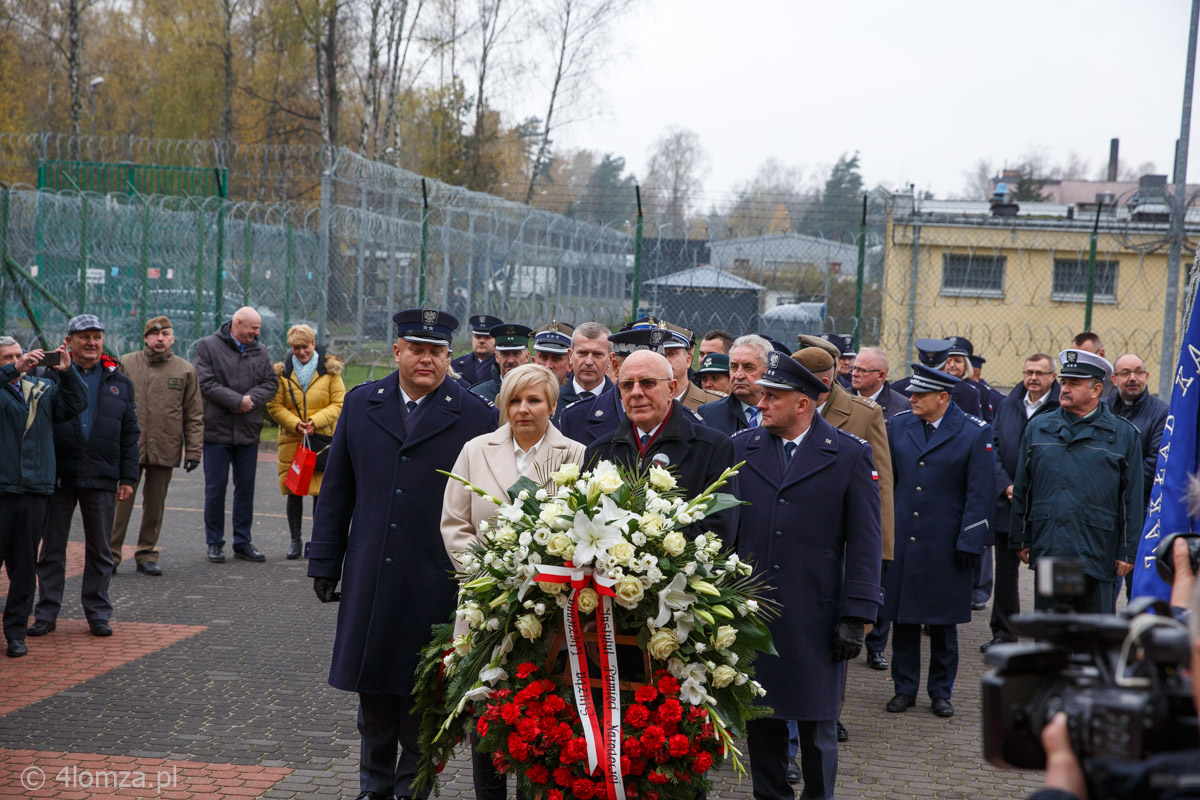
{"left": 532, "top": 0, "right": 1194, "bottom": 205}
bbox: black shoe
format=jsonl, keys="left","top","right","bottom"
{"left": 233, "top": 543, "right": 266, "bottom": 562}
{"left": 286, "top": 536, "right": 302, "bottom": 560}
{"left": 27, "top": 620, "right": 55, "bottom": 637}
{"left": 836, "top": 719, "right": 849, "bottom": 742}
{"left": 931, "top": 698, "right": 954, "bottom": 717}
{"left": 207, "top": 545, "right": 226, "bottom": 563}
{"left": 137, "top": 562, "right": 163, "bottom": 576}
{"left": 866, "top": 650, "right": 888, "bottom": 670}
{"left": 785, "top": 764, "right": 802, "bottom": 784}
{"left": 353, "top": 793, "right": 393, "bottom": 800}
{"left": 6, "top": 639, "right": 26, "bottom": 657}
{"left": 886, "top": 693, "right": 916, "bottom": 713}
{"left": 971, "top": 601, "right": 988, "bottom": 611}
{"left": 980, "top": 635, "right": 1017, "bottom": 653}
{"left": 89, "top": 619, "right": 113, "bottom": 637}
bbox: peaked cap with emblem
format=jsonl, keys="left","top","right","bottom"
{"left": 533, "top": 320, "right": 575, "bottom": 354}
{"left": 756, "top": 351, "right": 825, "bottom": 399}
{"left": 945, "top": 336, "right": 974, "bottom": 358}
{"left": 393, "top": 308, "right": 459, "bottom": 344}
{"left": 489, "top": 323, "right": 533, "bottom": 351}
{"left": 608, "top": 327, "right": 665, "bottom": 356}
{"left": 914, "top": 337, "right": 953, "bottom": 369}
{"left": 468, "top": 313, "right": 504, "bottom": 336}
{"left": 906, "top": 363, "right": 962, "bottom": 393}
{"left": 1057, "top": 348, "right": 1113, "bottom": 381}
{"left": 697, "top": 352, "right": 729, "bottom": 374}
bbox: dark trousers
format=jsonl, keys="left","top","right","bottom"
{"left": 36, "top": 486, "right": 117, "bottom": 624}
{"left": 1034, "top": 573, "right": 1114, "bottom": 613}
{"left": 891, "top": 622, "right": 958, "bottom": 700}
{"left": 1, "top": 493, "right": 48, "bottom": 642}
{"left": 748, "top": 717, "right": 837, "bottom": 800}
{"left": 866, "top": 618, "right": 891, "bottom": 653}
{"left": 111, "top": 465, "right": 174, "bottom": 565}
{"left": 990, "top": 530, "right": 1021, "bottom": 640}
{"left": 973, "top": 544, "right": 994, "bottom": 605}
{"left": 285, "top": 493, "right": 318, "bottom": 537}
{"left": 202, "top": 443, "right": 258, "bottom": 548}
{"left": 471, "top": 731, "right": 529, "bottom": 800}
{"left": 357, "top": 692, "right": 429, "bottom": 799}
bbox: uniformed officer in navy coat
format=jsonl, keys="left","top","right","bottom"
{"left": 892, "top": 338, "right": 984, "bottom": 419}
{"left": 306, "top": 308, "right": 498, "bottom": 800}
{"left": 470, "top": 324, "right": 532, "bottom": 402}
{"left": 582, "top": 348, "right": 737, "bottom": 543}
{"left": 882, "top": 364, "right": 994, "bottom": 719}
{"left": 450, "top": 313, "right": 501, "bottom": 385}
{"left": 734, "top": 351, "right": 883, "bottom": 800}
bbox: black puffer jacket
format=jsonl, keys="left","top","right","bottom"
{"left": 48, "top": 356, "right": 140, "bottom": 491}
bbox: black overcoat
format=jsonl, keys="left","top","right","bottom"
{"left": 558, "top": 386, "right": 624, "bottom": 445}
{"left": 306, "top": 372, "right": 497, "bottom": 695}
{"left": 733, "top": 414, "right": 883, "bottom": 720}
{"left": 696, "top": 393, "right": 752, "bottom": 437}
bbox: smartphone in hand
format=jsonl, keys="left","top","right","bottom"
{"left": 40, "top": 352, "right": 61, "bottom": 369}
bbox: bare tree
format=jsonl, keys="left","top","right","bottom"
{"left": 219, "top": 0, "right": 236, "bottom": 144}
{"left": 522, "top": 0, "right": 634, "bottom": 205}
{"left": 357, "top": 0, "right": 429, "bottom": 157}
{"left": 643, "top": 125, "right": 708, "bottom": 232}
{"left": 958, "top": 158, "right": 994, "bottom": 200}
{"left": 465, "top": 0, "right": 518, "bottom": 189}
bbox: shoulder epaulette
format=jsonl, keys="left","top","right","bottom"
{"left": 347, "top": 379, "right": 375, "bottom": 395}
{"left": 892, "top": 409, "right": 914, "bottom": 418}
{"left": 688, "top": 407, "right": 705, "bottom": 423}
{"left": 731, "top": 426, "right": 755, "bottom": 439}
{"left": 850, "top": 394, "right": 878, "bottom": 408}
{"left": 964, "top": 414, "right": 988, "bottom": 428}
{"left": 836, "top": 428, "right": 869, "bottom": 445}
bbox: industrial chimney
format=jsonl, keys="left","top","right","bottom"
{"left": 1107, "top": 138, "right": 1119, "bottom": 182}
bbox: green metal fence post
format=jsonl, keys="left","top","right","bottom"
{"left": 419, "top": 178, "right": 430, "bottom": 305}
{"left": 1083, "top": 201, "right": 1104, "bottom": 333}
{"left": 854, "top": 194, "right": 867, "bottom": 342}
{"left": 630, "top": 185, "right": 644, "bottom": 321}
{"left": 78, "top": 194, "right": 88, "bottom": 313}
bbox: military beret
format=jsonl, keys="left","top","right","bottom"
{"left": 791, "top": 347, "right": 836, "bottom": 373}
{"left": 697, "top": 353, "right": 729, "bottom": 374}
{"left": 143, "top": 315, "right": 173, "bottom": 337}
{"left": 797, "top": 334, "right": 841, "bottom": 360}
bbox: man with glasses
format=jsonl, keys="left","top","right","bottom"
{"left": 982, "top": 354, "right": 1059, "bottom": 652}
{"left": 583, "top": 348, "right": 737, "bottom": 543}
{"left": 850, "top": 347, "right": 908, "bottom": 421}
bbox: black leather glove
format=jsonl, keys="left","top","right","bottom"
{"left": 314, "top": 577, "right": 339, "bottom": 603}
{"left": 184, "top": 459, "right": 200, "bottom": 473}
{"left": 831, "top": 619, "right": 865, "bottom": 663}
{"left": 956, "top": 550, "right": 980, "bottom": 571}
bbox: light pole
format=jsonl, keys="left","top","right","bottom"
{"left": 88, "top": 75, "right": 105, "bottom": 137}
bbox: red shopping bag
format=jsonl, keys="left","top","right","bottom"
{"left": 285, "top": 436, "right": 318, "bottom": 495}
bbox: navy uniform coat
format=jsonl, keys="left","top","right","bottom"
{"left": 733, "top": 413, "right": 883, "bottom": 720}
{"left": 696, "top": 393, "right": 754, "bottom": 437}
{"left": 552, "top": 376, "right": 614, "bottom": 427}
{"left": 307, "top": 373, "right": 498, "bottom": 695}
{"left": 882, "top": 403, "right": 995, "bottom": 625}
{"left": 893, "top": 376, "right": 984, "bottom": 419}
{"left": 864, "top": 380, "right": 911, "bottom": 422}
{"left": 451, "top": 352, "right": 495, "bottom": 386}
{"left": 583, "top": 400, "right": 737, "bottom": 544}
{"left": 558, "top": 387, "right": 624, "bottom": 445}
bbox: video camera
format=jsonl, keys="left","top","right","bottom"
{"left": 981, "top": 552, "right": 1199, "bottom": 795}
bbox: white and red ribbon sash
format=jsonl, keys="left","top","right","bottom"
{"left": 535, "top": 561, "right": 626, "bottom": 800}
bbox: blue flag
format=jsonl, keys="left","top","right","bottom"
{"left": 1131, "top": 293, "right": 1200, "bottom": 601}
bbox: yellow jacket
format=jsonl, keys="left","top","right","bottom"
{"left": 267, "top": 350, "right": 345, "bottom": 495}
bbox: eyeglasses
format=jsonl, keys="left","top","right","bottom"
{"left": 849, "top": 367, "right": 883, "bottom": 375}
{"left": 1114, "top": 369, "right": 1148, "bottom": 379}
{"left": 617, "top": 377, "right": 673, "bottom": 394}
{"left": 1023, "top": 370, "right": 1053, "bottom": 378}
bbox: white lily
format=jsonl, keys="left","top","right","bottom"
{"left": 569, "top": 497, "right": 631, "bottom": 566}
{"left": 655, "top": 572, "right": 698, "bottom": 627}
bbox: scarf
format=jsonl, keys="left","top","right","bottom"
{"left": 292, "top": 354, "right": 318, "bottom": 391}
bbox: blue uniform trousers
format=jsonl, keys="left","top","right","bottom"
{"left": 866, "top": 618, "right": 890, "bottom": 653}
{"left": 749, "top": 717, "right": 836, "bottom": 800}
{"left": 357, "top": 692, "right": 428, "bottom": 799}
{"left": 973, "top": 545, "right": 994, "bottom": 606}
{"left": 202, "top": 442, "right": 258, "bottom": 548}
{"left": 891, "top": 622, "right": 958, "bottom": 700}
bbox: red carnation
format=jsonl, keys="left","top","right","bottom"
{"left": 691, "top": 752, "right": 713, "bottom": 773}
{"left": 543, "top": 694, "right": 567, "bottom": 714}
{"left": 553, "top": 766, "right": 573, "bottom": 787}
{"left": 657, "top": 675, "right": 681, "bottom": 696}
{"left": 623, "top": 736, "right": 642, "bottom": 758}
{"left": 625, "top": 704, "right": 650, "bottom": 729}
{"left": 508, "top": 733, "right": 531, "bottom": 762}
{"left": 668, "top": 733, "right": 691, "bottom": 757}
{"left": 548, "top": 790, "right": 564, "bottom": 800}
{"left": 640, "top": 725, "right": 666, "bottom": 754}
{"left": 620, "top": 755, "right": 632, "bottom": 775}
{"left": 477, "top": 717, "right": 489, "bottom": 737}
{"left": 500, "top": 702, "right": 522, "bottom": 725}
{"left": 564, "top": 737, "right": 589, "bottom": 763}
{"left": 646, "top": 770, "right": 669, "bottom": 785}
{"left": 516, "top": 662, "right": 538, "bottom": 679}
{"left": 634, "top": 685, "right": 659, "bottom": 704}
{"left": 492, "top": 688, "right": 512, "bottom": 699}
{"left": 629, "top": 757, "right": 647, "bottom": 776}
{"left": 572, "top": 778, "right": 597, "bottom": 799}
{"left": 550, "top": 723, "right": 574, "bottom": 746}
{"left": 526, "top": 764, "right": 550, "bottom": 784}
{"left": 655, "top": 700, "right": 682, "bottom": 724}
{"left": 688, "top": 705, "right": 707, "bottom": 722}
{"left": 516, "top": 717, "right": 539, "bottom": 741}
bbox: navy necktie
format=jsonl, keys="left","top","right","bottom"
{"left": 784, "top": 441, "right": 797, "bottom": 463}
{"left": 745, "top": 407, "right": 759, "bottom": 427}
{"left": 579, "top": 391, "right": 594, "bottom": 400}
{"left": 405, "top": 400, "right": 418, "bottom": 414}
{"left": 640, "top": 433, "right": 651, "bottom": 449}
{"left": 925, "top": 422, "right": 936, "bottom": 441}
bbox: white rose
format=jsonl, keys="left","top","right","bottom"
{"left": 597, "top": 471, "right": 623, "bottom": 494}
{"left": 515, "top": 613, "right": 543, "bottom": 641}
{"left": 648, "top": 465, "right": 677, "bottom": 491}
{"left": 662, "top": 531, "right": 687, "bottom": 557}
{"left": 517, "top": 489, "right": 529, "bottom": 501}
{"left": 711, "top": 665, "right": 736, "bottom": 688}
{"left": 537, "top": 580, "right": 565, "bottom": 595}
{"left": 452, "top": 634, "right": 472, "bottom": 656}
{"left": 614, "top": 575, "right": 645, "bottom": 607}
{"left": 534, "top": 603, "right": 546, "bottom": 615}
{"left": 535, "top": 488, "right": 548, "bottom": 501}
{"left": 546, "top": 532, "right": 572, "bottom": 556}
{"left": 485, "top": 618, "right": 501, "bottom": 631}
{"left": 533, "top": 527, "right": 551, "bottom": 545}
{"left": 648, "top": 628, "right": 680, "bottom": 660}
{"left": 608, "top": 540, "right": 636, "bottom": 566}
{"left": 631, "top": 531, "right": 647, "bottom": 546}
{"left": 576, "top": 587, "right": 600, "bottom": 614}
{"left": 538, "top": 501, "right": 566, "bottom": 527}
{"left": 550, "top": 463, "right": 580, "bottom": 486}
{"left": 457, "top": 606, "right": 485, "bottom": 629}
{"left": 713, "top": 625, "right": 737, "bottom": 651}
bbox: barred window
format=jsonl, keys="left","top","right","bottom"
{"left": 1052, "top": 258, "right": 1118, "bottom": 303}
{"left": 940, "top": 253, "right": 1005, "bottom": 298}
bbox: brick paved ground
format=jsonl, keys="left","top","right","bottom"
{"left": 0, "top": 451, "right": 1048, "bottom": 798}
